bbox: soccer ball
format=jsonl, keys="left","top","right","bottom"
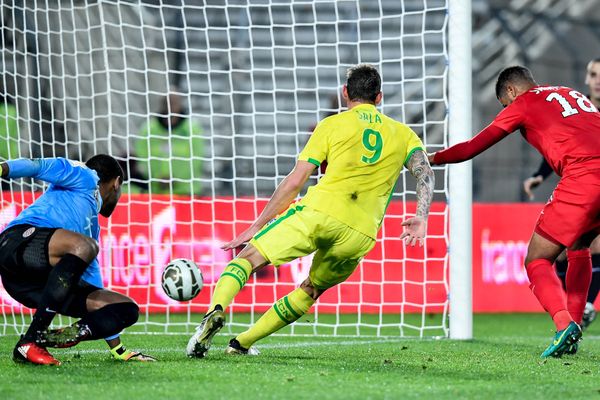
{"left": 161, "top": 259, "right": 203, "bottom": 301}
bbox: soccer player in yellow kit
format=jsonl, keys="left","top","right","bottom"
{"left": 187, "top": 64, "right": 435, "bottom": 357}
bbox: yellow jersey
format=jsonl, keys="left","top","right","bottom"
{"left": 298, "top": 103, "right": 424, "bottom": 239}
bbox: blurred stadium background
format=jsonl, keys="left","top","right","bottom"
{"left": 1, "top": 0, "right": 598, "bottom": 201}
{"left": 0, "top": 0, "right": 453, "bottom": 336}
{"left": 0, "top": 0, "right": 600, "bottom": 337}
{"left": 3, "top": 3, "right": 600, "bottom": 398}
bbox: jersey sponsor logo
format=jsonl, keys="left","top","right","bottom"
{"left": 67, "top": 159, "right": 87, "bottom": 168}
{"left": 22, "top": 227, "right": 35, "bottom": 238}
{"left": 530, "top": 86, "right": 564, "bottom": 94}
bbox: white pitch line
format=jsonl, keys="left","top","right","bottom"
{"left": 60, "top": 335, "right": 600, "bottom": 356}
{"left": 59, "top": 338, "right": 406, "bottom": 355}
{"left": 9, "top": 335, "right": 600, "bottom": 356}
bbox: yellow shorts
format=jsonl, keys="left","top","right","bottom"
{"left": 250, "top": 204, "right": 376, "bottom": 290}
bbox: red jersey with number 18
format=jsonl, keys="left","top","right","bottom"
{"left": 492, "top": 85, "right": 600, "bottom": 177}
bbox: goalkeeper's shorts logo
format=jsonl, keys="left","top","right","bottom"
{"left": 22, "top": 227, "right": 35, "bottom": 238}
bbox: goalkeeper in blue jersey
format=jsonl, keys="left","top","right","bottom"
{"left": 0, "top": 155, "right": 155, "bottom": 365}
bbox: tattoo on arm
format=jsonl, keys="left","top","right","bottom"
{"left": 406, "top": 150, "right": 435, "bottom": 218}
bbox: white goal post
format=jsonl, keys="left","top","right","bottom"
{"left": 448, "top": 0, "right": 473, "bottom": 340}
{"left": 0, "top": 0, "right": 471, "bottom": 339}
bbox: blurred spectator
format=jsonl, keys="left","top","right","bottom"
{"left": 0, "top": 92, "right": 19, "bottom": 161}
{"left": 135, "top": 93, "right": 203, "bottom": 196}
{"left": 586, "top": 57, "right": 600, "bottom": 108}
{"left": 0, "top": 92, "right": 19, "bottom": 190}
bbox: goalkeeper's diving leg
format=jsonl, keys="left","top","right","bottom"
{"left": 40, "top": 288, "right": 156, "bottom": 361}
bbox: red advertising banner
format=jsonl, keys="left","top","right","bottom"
{"left": 473, "top": 203, "right": 544, "bottom": 312}
{"left": 0, "top": 193, "right": 549, "bottom": 314}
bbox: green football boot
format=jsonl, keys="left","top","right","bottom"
{"left": 540, "top": 321, "right": 582, "bottom": 358}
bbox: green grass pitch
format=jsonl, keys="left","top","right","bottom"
{"left": 1, "top": 313, "right": 600, "bottom": 400}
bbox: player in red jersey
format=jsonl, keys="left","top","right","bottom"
{"left": 429, "top": 66, "right": 600, "bottom": 358}
{"left": 522, "top": 58, "right": 600, "bottom": 333}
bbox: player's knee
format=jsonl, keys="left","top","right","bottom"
{"left": 86, "top": 238, "right": 100, "bottom": 260}
{"left": 524, "top": 254, "right": 545, "bottom": 268}
{"left": 70, "top": 237, "right": 99, "bottom": 263}
{"left": 524, "top": 244, "right": 540, "bottom": 266}
{"left": 237, "top": 245, "right": 268, "bottom": 272}
{"left": 300, "top": 278, "right": 324, "bottom": 300}
{"left": 524, "top": 248, "right": 554, "bottom": 267}
{"left": 116, "top": 301, "right": 139, "bottom": 328}
{"left": 86, "top": 291, "right": 136, "bottom": 312}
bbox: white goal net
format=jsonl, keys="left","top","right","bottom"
{"left": 0, "top": 0, "right": 449, "bottom": 338}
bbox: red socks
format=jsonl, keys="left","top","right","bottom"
{"left": 566, "top": 249, "right": 592, "bottom": 324}
{"left": 526, "top": 258, "right": 571, "bottom": 331}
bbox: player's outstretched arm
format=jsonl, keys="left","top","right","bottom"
{"left": 221, "top": 160, "right": 316, "bottom": 250}
{"left": 401, "top": 149, "right": 434, "bottom": 247}
{"left": 0, "top": 158, "right": 94, "bottom": 190}
{"left": 429, "top": 125, "right": 510, "bottom": 165}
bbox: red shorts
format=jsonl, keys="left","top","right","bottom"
{"left": 535, "top": 171, "right": 600, "bottom": 247}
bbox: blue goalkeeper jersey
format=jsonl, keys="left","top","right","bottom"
{"left": 4, "top": 158, "right": 104, "bottom": 288}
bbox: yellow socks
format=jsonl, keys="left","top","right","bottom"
{"left": 209, "top": 258, "right": 253, "bottom": 312}
{"left": 237, "top": 287, "right": 315, "bottom": 349}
